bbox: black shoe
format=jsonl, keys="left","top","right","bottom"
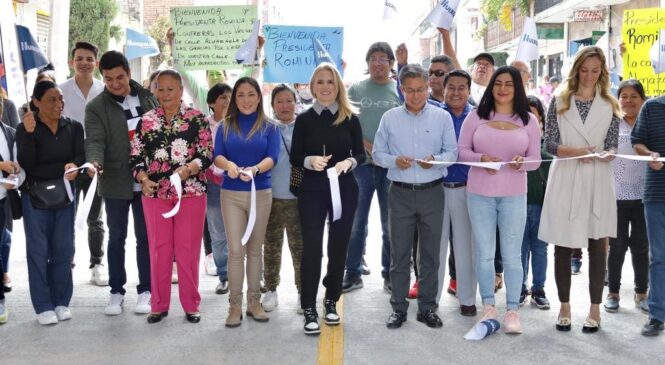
{"left": 303, "top": 308, "right": 320, "bottom": 335}
{"left": 460, "top": 305, "right": 477, "bottom": 316}
{"left": 417, "top": 309, "right": 443, "bottom": 328}
{"left": 571, "top": 258, "right": 582, "bottom": 275}
{"left": 3, "top": 283, "right": 11, "bottom": 293}
{"left": 383, "top": 278, "right": 392, "bottom": 293}
{"left": 531, "top": 289, "right": 551, "bottom": 310}
{"left": 642, "top": 318, "right": 665, "bottom": 337}
{"left": 341, "top": 274, "right": 363, "bottom": 293}
{"left": 185, "top": 312, "right": 201, "bottom": 323}
{"left": 324, "top": 299, "right": 340, "bottom": 325}
{"left": 147, "top": 311, "right": 168, "bottom": 324}
{"left": 361, "top": 257, "right": 371, "bottom": 276}
{"left": 216, "top": 280, "right": 229, "bottom": 295}
{"left": 519, "top": 289, "right": 529, "bottom": 307}
{"left": 386, "top": 310, "right": 407, "bottom": 329}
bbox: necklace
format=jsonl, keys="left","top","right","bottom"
{"left": 575, "top": 92, "right": 594, "bottom": 101}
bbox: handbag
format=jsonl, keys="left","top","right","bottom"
{"left": 0, "top": 122, "right": 22, "bottom": 219}
{"left": 280, "top": 131, "right": 303, "bottom": 197}
{"left": 28, "top": 179, "right": 73, "bottom": 210}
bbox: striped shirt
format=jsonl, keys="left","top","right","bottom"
{"left": 631, "top": 96, "right": 665, "bottom": 203}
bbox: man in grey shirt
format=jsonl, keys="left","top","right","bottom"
{"left": 373, "top": 64, "right": 457, "bottom": 329}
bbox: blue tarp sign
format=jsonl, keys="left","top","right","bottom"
{"left": 15, "top": 25, "right": 49, "bottom": 72}
{"left": 126, "top": 28, "right": 160, "bottom": 61}
{"left": 263, "top": 25, "right": 343, "bottom": 83}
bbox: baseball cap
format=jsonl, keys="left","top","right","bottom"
{"left": 473, "top": 53, "right": 495, "bottom": 66}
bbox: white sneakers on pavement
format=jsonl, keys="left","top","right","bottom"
{"left": 37, "top": 310, "right": 58, "bottom": 325}
{"left": 135, "top": 292, "right": 151, "bottom": 314}
{"left": 105, "top": 293, "right": 124, "bottom": 316}
{"left": 55, "top": 306, "right": 72, "bottom": 321}
{"left": 204, "top": 253, "right": 217, "bottom": 276}
{"left": 262, "top": 291, "right": 279, "bottom": 312}
{"left": 90, "top": 264, "right": 109, "bottom": 286}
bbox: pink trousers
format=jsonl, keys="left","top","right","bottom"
{"left": 142, "top": 195, "right": 206, "bottom": 313}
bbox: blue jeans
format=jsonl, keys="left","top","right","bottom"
{"left": 345, "top": 164, "right": 391, "bottom": 278}
{"left": 105, "top": 192, "right": 151, "bottom": 295}
{"left": 521, "top": 204, "right": 548, "bottom": 291}
{"left": 645, "top": 202, "right": 665, "bottom": 322}
{"left": 22, "top": 194, "right": 75, "bottom": 313}
{"left": 467, "top": 193, "right": 526, "bottom": 310}
{"left": 206, "top": 182, "right": 228, "bottom": 281}
{"left": 0, "top": 200, "right": 6, "bottom": 301}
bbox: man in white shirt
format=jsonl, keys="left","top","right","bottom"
{"left": 59, "top": 41, "right": 107, "bottom": 286}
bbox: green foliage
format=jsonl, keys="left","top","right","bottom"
{"left": 481, "top": 0, "right": 530, "bottom": 23}
{"left": 68, "top": 0, "right": 119, "bottom": 58}
{"left": 146, "top": 15, "right": 172, "bottom": 71}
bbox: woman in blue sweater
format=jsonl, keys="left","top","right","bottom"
{"left": 213, "top": 77, "right": 280, "bottom": 328}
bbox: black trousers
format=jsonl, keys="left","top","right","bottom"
{"left": 299, "top": 177, "right": 358, "bottom": 309}
{"left": 608, "top": 199, "right": 649, "bottom": 294}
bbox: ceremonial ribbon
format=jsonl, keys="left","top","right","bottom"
{"left": 327, "top": 167, "right": 342, "bottom": 222}
{"left": 240, "top": 170, "right": 257, "bottom": 246}
{"left": 63, "top": 162, "right": 97, "bottom": 231}
{"left": 162, "top": 173, "right": 182, "bottom": 219}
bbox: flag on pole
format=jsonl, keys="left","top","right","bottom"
{"left": 15, "top": 25, "right": 49, "bottom": 73}
{"left": 650, "top": 29, "right": 665, "bottom": 74}
{"left": 383, "top": 0, "right": 398, "bottom": 20}
{"left": 514, "top": 17, "right": 539, "bottom": 63}
{"left": 235, "top": 20, "right": 260, "bottom": 65}
{"left": 125, "top": 28, "right": 160, "bottom": 60}
{"left": 312, "top": 37, "right": 335, "bottom": 66}
{"left": 425, "top": 0, "right": 460, "bottom": 30}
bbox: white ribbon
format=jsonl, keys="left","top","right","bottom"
{"left": 240, "top": 170, "right": 257, "bottom": 246}
{"left": 327, "top": 167, "right": 342, "bottom": 222}
{"left": 0, "top": 176, "right": 19, "bottom": 187}
{"left": 161, "top": 173, "right": 182, "bottom": 218}
{"left": 63, "top": 162, "right": 97, "bottom": 231}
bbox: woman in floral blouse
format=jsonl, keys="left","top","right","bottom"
{"left": 130, "top": 69, "right": 212, "bottom": 324}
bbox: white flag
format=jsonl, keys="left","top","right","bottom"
{"left": 383, "top": 0, "right": 398, "bottom": 20}
{"left": 235, "top": 20, "right": 260, "bottom": 65}
{"left": 425, "top": 0, "right": 460, "bottom": 30}
{"left": 650, "top": 29, "right": 665, "bottom": 74}
{"left": 514, "top": 17, "right": 539, "bottom": 63}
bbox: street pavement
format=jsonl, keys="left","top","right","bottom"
{"left": 1, "top": 198, "right": 663, "bottom": 364}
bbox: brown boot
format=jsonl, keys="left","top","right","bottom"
{"left": 225, "top": 294, "right": 243, "bottom": 328}
{"left": 246, "top": 292, "right": 269, "bottom": 322}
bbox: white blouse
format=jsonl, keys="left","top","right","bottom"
{"left": 611, "top": 119, "right": 645, "bottom": 200}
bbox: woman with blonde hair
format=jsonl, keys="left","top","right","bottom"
{"left": 291, "top": 63, "right": 365, "bottom": 335}
{"left": 213, "top": 77, "right": 280, "bottom": 328}
{"left": 539, "top": 46, "right": 622, "bottom": 333}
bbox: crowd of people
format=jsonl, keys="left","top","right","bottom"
{"left": 0, "top": 28, "right": 663, "bottom": 339}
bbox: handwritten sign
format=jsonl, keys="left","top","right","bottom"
{"left": 622, "top": 8, "right": 665, "bottom": 96}
{"left": 263, "top": 25, "right": 343, "bottom": 83}
{"left": 170, "top": 5, "right": 257, "bottom": 70}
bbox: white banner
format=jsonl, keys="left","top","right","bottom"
{"left": 383, "top": 0, "right": 398, "bottom": 20}
{"left": 235, "top": 20, "right": 260, "bottom": 65}
{"left": 0, "top": 0, "right": 27, "bottom": 105}
{"left": 514, "top": 17, "right": 539, "bottom": 63}
{"left": 425, "top": 0, "right": 460, "bottom": 30}
{"left": 650, "top": 29, "right": 665, "bottom": 74}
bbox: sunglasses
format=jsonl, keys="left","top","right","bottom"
{"left": 429, "top": 70, "right": 446, "bottom": 77}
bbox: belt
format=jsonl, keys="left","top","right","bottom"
{"left": 443, "top": 182, "right": 466, "bottom": 188}
{"left": 392, "top": 178, "right": 443, "bottom": 191}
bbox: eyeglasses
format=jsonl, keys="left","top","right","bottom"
{"left": 369, "top": 57, "right": 391, "bottom": 65}
{"left": 429, "top": 70, "right": 446, "bottom": 77}
{"left": 403, "top": 87, "right": 428, "bottom": 95}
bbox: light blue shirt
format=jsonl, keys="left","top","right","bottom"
{"left": 271, "top": 119, "right": 297, "bottom": 199}
{"left": 372, "top": 103, "right": 457, "bottom": 184}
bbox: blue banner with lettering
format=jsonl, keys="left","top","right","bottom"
{"left": 263, "top": 25, "right": 343, "bottom": 83}
{"left": 126, "top": 28, "right": 160, "bottom": 61}
{"left": 15, "top": 25, "right": 49, "bottom": 72}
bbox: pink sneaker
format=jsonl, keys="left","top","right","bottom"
{"left": 504, "top": 310, "right": 522, "bottom": 334}
{"left": 480, "top": 305, "right": 497, "bottom": 321}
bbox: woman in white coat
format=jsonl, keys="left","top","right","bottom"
{"left": 539, "top": 46, "right": 621, "bottom": 334}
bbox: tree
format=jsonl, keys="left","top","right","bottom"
{"left": 481, "top": 0, "right": 530, "bottom": 30}
{"left": 146, "top": 15, "right": 172, "bottom": 72}
{"left": 68, "top": 0, "right": 119, "bottom": 58}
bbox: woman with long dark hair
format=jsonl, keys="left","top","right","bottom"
{"left": 458, "top": 66, "right": 541, "bottom": 333}
{"left": 539, "top": 46, "right": 621, "bottom": 333}
{"left": 213, "top": 77, "right": 279, "bottom": 328}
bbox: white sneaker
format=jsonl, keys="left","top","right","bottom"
{"left": 172, "top": 263, "right": 178, "bottom": 284}
{"left": 297, "top": 297, "right": 304, "bottom": 315}
{"left": 90, "top": 264, "right": 109, "bottom": 286}
{"left": 262, "top": 291, "right": 278, "bottom": 312}
{"left": 37, "top": 310, "right": 58, "bottom": 325}
{"left": 204, "top": 253, "right": 217, "bottom": 276}
{"left": 54, "top": 306, "right": 72, "bottom": 321}
{"left": 0, "top": 302, "right": 8, "bottom": 323}
{"left": 104, "top": 293, "right": 124, "bottom": 316}
{"left": 135, "top": 292, "right": 151, "bottom": 314}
